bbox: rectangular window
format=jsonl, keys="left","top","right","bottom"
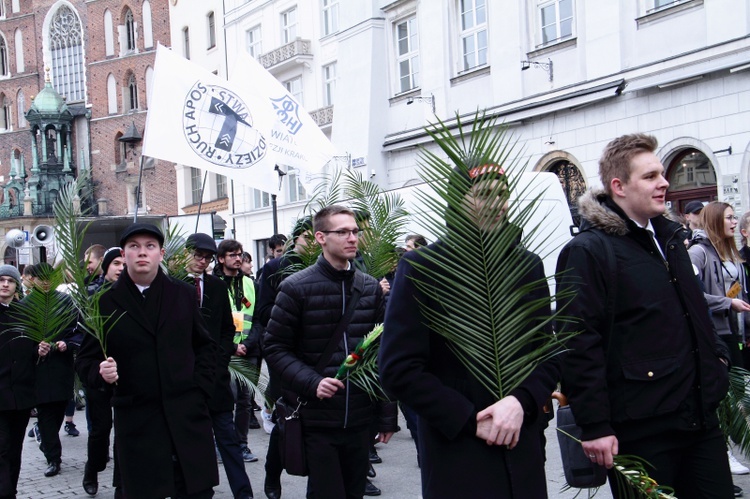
{"left": 281, "top": 8, "right": 297, "bottom": 44}
{"left": 284, "top": 76, "right": 303, "bottom": 106}
{"left": 287, "top": 169, "right": 309, "bottom": 203}
{"left": 322, "top": 0, "right": 339, "bottom": 36}
{"left": 207, "top": 12, "right": 216, "bottom": 49}
{"left": 246, "top": 25, "right": 262, "bottom": 58}
{"left": 183, "top": 27, "right": 190, "bottom": 60}
{"left": 459, "top": 0, "right": 487, "bottom": 71}
{"left": 539, "top": 0, "right": 573, "bottom": 46}
{"left": 395, "top": 17, "right": 419, "bottom": 93}
{"left": 323, "top": 62, "right": 336, "bottom": 106}
{"left": 216, "top": 174, "right": 227, "bottom": 198}
{"left": 252, "top": 188, "right": 271, "bottom": 209}
{"left": 190, "top": 167, "right": 202, "bottom": 204}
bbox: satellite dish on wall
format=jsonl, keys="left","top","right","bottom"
{"left": 5, "top": 229, "right": 25, "bottom": 249}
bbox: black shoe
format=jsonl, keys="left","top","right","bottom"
{"left": 364, "top": 480, "right": 381, "bottom": 496}
{"left": 368, "top": 450, "right": 382, "bottom": 464}
{"left": 82, "top": 464, "right": 98, "bottom": 496}
{"left": 248, "top": 413, "right": 261, "bottom": 429}
{"left": 44, "top": 461, "right": 60, "bottom": 477}
{"left": 264, "top": 484, "right": 282, "bottom": 499}
{"left": 367, "top": 463, "right": 376, "bottom": 478}
{"left": 64, "top": 421, "right": 80, "bottom": 437}
{"left": 735, "top": 485, "right": 743, "bottom": 497}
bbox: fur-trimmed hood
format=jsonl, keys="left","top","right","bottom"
{"left": 577, "top": 189, "right": 630, "bottom": 236}
{"left": 577, "top": 188, "right": 675, "bottom": 237}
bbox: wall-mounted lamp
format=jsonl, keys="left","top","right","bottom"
{"left": 118, "top": 121, "right": 143, "bottom": 159}
{"left": 406, "top": 93, "right": 436, "bottom": 114}
{"left": 520, "top": 59, "right": 553, "bottom": 82}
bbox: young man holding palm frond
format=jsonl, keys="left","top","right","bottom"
{"left": 557, "top": 134, "right": 733, "bottom": 497}
{"left": 379, "top": 157, "right": 562, "bottom": 497}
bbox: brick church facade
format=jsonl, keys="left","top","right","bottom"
{"left": 0, "top": 0, "right": 176, "bottom": 260}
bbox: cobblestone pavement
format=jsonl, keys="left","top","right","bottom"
{"left": 15, "top": 409, "right": 750, "bottom": 498}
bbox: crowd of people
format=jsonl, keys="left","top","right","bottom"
{"left": 0, "top": 132, "right": 749, "bottom": 499}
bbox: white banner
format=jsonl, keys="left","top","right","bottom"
{"left": 142, "top": 45, "right": 282, "bottom": 193}
{"left": 229, "top": 51, "right": 337, "bottom": 174}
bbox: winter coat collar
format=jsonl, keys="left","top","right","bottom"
{"left": 316, "top": 254, "right": 355, "bottom": 282}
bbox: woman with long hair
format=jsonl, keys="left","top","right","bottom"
{"left": 688, "top": 201, "right": 750, "bottom": 367}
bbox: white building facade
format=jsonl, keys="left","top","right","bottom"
{"left": 169, "top": 0, "right": 750, "bottom": 260}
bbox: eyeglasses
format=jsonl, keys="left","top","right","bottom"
{"left": 725, "top": 215, "right": 739, "bottom": 221}
{"left": 224, "top": 252, "right": 243, "bottom": 259}
{"left": 320, "top": 229, "right": 361, "bottom": 238}
{"left": 192, "top": 252, "right": 213, "bottom": 262}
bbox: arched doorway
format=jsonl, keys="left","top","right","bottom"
{"left": 665, "top": 148, "right": 717, "bottom": 214}
{"left": 546, "top": 159, "right": 587, "bottom": 226}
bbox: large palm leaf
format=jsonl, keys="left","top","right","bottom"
{"left": 407, "top": 111, "right": 574, "bottom": 400}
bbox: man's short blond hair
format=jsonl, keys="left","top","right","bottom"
{"left": 599, "top": 134, "right": 658, "bottom": 195}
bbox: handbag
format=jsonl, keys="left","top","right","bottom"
{"left": 275, "top": 272, "right": 365, "bottom": 477}
{"left": 555, "top": 397, "right": 607, "bottom": 488}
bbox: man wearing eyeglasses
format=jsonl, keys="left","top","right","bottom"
{"left": 185, "top": 233, "right": 254, "bottom": 499}
{"left": 264, "top": 205, "right": 394, "bottom": 499}
{"left": 213, "top": 239, "right": 261, "bottom": 461}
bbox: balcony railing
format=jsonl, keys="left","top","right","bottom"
{"left": 259, "top": 39, "right": 312, "bottom": 69}
{"left": 309, "top": 105, "right": 334, "bottom": 127}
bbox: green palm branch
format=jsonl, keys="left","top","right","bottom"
{"left": 51, "top": 178, "right": 122, "bottom": 358}
{"left": 162, "top": 224, "right": 191, "bottom": 278}
{"left": 405, "top": 111, "right": 574, "bottom": 401}
{"left": 719, "top": 366, "right": 750, "bottom": 458}
{"left": 344, "top": 170, "right": 409, "bottom": 279}
{"left": 228, "top": 356, "right": 271, "bottom": 406}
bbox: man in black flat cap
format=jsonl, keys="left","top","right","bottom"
{"left": 77, "top": 223, "right": 219, "bottom": 499}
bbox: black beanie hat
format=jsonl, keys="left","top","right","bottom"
{"left": 101, "top": 247, "right": 122, "bottom": 275}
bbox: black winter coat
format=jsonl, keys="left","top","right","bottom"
{"left": 379, "top": 241, "right": 560, "bottom": 499}
{"left": 0, "top": 302, "right": 35, "bottom": 411}
{"left": 199, "top": 273, "right": 237, "bottom": 413}
{"left": 263, "top": 255, "right": 386, "bottom": 430}
{"left": 77, "top": 270, "right": 218, "bottom": 498}
{"left": 557, "top": 191, "right": 729, "bottom": 443}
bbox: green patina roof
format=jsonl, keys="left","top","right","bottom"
{"left": 29, "top": 81, "right": 69, "bottom": 115}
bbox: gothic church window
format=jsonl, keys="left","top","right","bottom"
{"left": 48, "top": 5, "right": 86, "bottom": 102}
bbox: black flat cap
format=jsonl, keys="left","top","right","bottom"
{"left": 186, "top": 233, "right": 217, "bottom": 254}
{"left": 684, "top": 200, "right": 704, "bottom": 214}
{"left": 119, "top": 223, "right": 164, "bottom": 247}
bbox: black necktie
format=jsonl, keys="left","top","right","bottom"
{"left": 194, "top": 276, "right": 202, "bottom": 306}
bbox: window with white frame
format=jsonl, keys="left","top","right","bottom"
{"left": 48, "top": 5, "right": 86, "bottom": 102}
{"left": 322, "top": 0, "right": 339, "bottom": 36}
{"left": 284, "top": 76, "right": 303, "bottom": 106}
{"left": 459, "top": 0, "right": 487, "bottom": 71}
{"left": 16, "top": 89, "right": 24, "bottom": 128}
{"left": 246, "top": 26, "right": 261, "bottom": 58}
{"left": 281, "top": 7, "right": 297, "bottom": 44}
{"left": 538, "top": 0, "right": 573, "bottom": 46}
{"left": 183, "top": 27, "right": 190, "bottom": 59}
{"left": 651, "top": 0, "right": 689, "bottom": 11}
{"left": 207, "top": 11, "right": 216, "bottom": 49}
{"left": 125, "top": 9, "right": 136, "bottom": 51}
{"left": 252, "top": 188, "right": 271, "bottom": 209}
{"left": 323, "top": 62, "right": 336, "bottom": 106}
{"left": 190, "top": 167, "right": 202, "bottom": 204}
{"left": 287, "top": 169, "right": 309, "bottom": 203}
{"left": 0, "top": 94, "right": 9, "bottom": 130}
{"left": 216, "top": 174, "right": 227, "bottom": 198}
{"left": 395, "top": 16, "right": 419, "bottom": 93}
{"left": 127, "top": 73, "right": 138, "bottom": 111}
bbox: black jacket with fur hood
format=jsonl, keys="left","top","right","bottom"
{"left": 557, "top": 190, "right": 729, "bottom": 442}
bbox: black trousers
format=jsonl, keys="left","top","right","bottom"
{"left": 0, "top": 409, "right": 30, "bottom": 498}
{"left": 85, "top": 387, "right": 113, "bottom": 472}
{"left": 610, "top": 426, "right": 733, "bottom": 499}
{"left": 36, "top": 400, "right": 67, "bottom": 464}
{"left": 304, "top": 426, "right": 369, "bottom": 499}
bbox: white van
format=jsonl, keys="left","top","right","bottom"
{"left": 387, "top": 171, "right": 575, "bottom": 289}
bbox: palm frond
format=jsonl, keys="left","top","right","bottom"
{"left": 228, "top": 356, "right": 271, "bottom": 406}
{"left": 344, "top": 170, "right": 410, "bottom": 279}
{"left": 162, "top": 224, "right": 191, "bottom": 278}
{"left": 408, "top": 111, "right": 576, "bottom": 400}
{"left": 9, "top": 277, "right": 77, "bottom": 345}
{"left": 719, "top": 366, "right": 750, "bottom": 458}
